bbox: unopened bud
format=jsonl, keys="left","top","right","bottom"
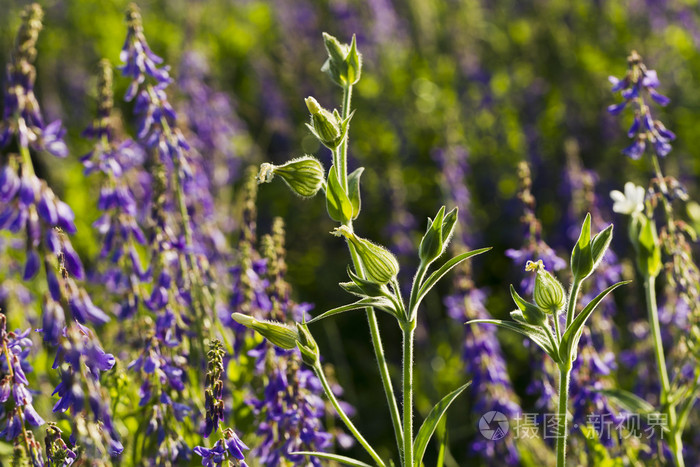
{"left": 296, "top": 323, "right": 320, "bottom": 366}
{"left": 231, "top": 313, "right": 298, "bottom": 349}
{"left": 528, "top": 261, "right": 566, "bottom": 314}
{"left": 257, "top": 156, "right": 324, "bottom": 198}
{"left": 305, "top": 96, "right": 342, "bottom": 148}
{"left": 332, "top": 226, "right": 399, "bottom": 285}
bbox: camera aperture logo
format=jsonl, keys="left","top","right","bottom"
{"left": 479, "top": 411, "right": 509, "bottom": 441}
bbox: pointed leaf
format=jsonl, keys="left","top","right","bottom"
{"left": 559, "top": 281, "right": 630, "bottom": 362}
{"left": 308, "top": 297, "right": 396, "bottom": 324}
{"left": 414, "top": 248, "right": 491, "bottom": 310}
{"left": 348, "top": 167, "right": 364, "bottom": 219}
{"left": 571, "top": 213, "right": 594, "bottom": 280}
{"left": 413, "top": 382, "right": 471, "bottom": 467}
{"left": 326, "top": 165, "right": 353, "bottom": 223}
{"left": 591, "top": 224, "right": 613, "bottom": 269}
{"left": 595, "top": 388, "right": 655, "bottom": 415}
{"left": 467, "top": 319, "right": 559, "bottom": 362}
{"left": 290, "top": 451, "right": 373, "bottom": 467}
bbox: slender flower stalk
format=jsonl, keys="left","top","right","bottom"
{"left": 609, "top": 52, "right": 699, "bottom": 467}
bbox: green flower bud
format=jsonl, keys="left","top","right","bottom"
{"left": 419, "top": 206, "right": 458, "bottom": 269}
{"left": 528, "top": 260, "right": 566, "bottom": 314}
{"left": 296, "top": 322, "right": 320, "bottom": 366}
{"left": 332, "top": 226, "right": 399, "bottom": 285}
{"left": 257, "top": 156, "right": 324, "bottom": 198}
{"left": 510, "top": 284, "right": 546, "bottom": 326}
{"left": 231, "top": 313, "right": 298, "bottom": 349}
{"left": 321, "top": 33, "right": 362, "bottom": 87}
{"left": 305, "top": 96, "right": 342, "bottom": 148}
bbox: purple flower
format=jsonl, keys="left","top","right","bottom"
{"left": 608, "top": 51, "right": 675, "bottom": 159}
{"left": 194, "top": 428, "right": 249, "bottom": 467}
{"left": 0, "top": 316, "right": 45, "bottom": 444}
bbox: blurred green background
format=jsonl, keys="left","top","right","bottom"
{"left": 2, "top": 0, "right": 699, "bottom": 464}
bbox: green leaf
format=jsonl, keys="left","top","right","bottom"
{"left": 596, "top": 388, "right": 655, "bottom": 415}
{"left": 559, "top": 281, "right": 630, "bottom": 363}
{"left": 290, "top": 451, "right": 373, "bottom": 467}
{"left": 308, "top": 296, "right": 396, "bottom": 324}
{"left": 347, "top": 266, "right": 388, "bottom": 298}
{"left": 467, "top": 319, "right": 560, "bottom": 362}
{"left": 348, "top": 167, "right": 364, "bottom": 219}
{"left": 635, "top": 216, "right": 662, "bottom": 278}
{"left": 510, "top": 284, "right": 546, "bottom": 326}
{"left": 413, "top": 382, "right": 471, "bottom": 467}
{"left": 413, "top": 248, "right": 491, "bottom": 311}
{"left": 571, "top": 213, "right": 594, "bottom": 281}
{"left": 591, "top": 224, "right": 613, "bottom": 269}
{"left": 326, "top": 165, "right": 353, "bottom": 223}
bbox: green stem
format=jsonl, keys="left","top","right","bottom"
{"left": 565, "top": 279, "right": 581, "bottom": 329}
{"left": 553, "top": 315, "right": 561, "bottom": 342}
{"left": 313, "top": 362, "right": 386, "bottom": 467}
{"left": 409, "top": 264, "right": 428, "bottom": 320}
{"left": 556, "top": 363, "right": 571, "bottom": 467}
{"left": 337, "top": 80, "right": 403, "bottom": 463}
{"left": 644, "top": 275, "right": 684, "bottom": 467}
{"left": 349, "top": 243, "right": 405, "bottom": 462}
{"left": 339, "top": 84, "right": 353, "bottom": 191}
{"left": 402, "top": 321, "right": 416, "bottom": 467}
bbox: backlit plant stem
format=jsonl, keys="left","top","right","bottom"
{"left": 401, "top": 321, "right": 416, "bottom": 467}
{"left": 644, "top": 274, "right": 684, "bottom": 467}
{"left": 557, "top": 280, "right": 580, "bottom": 467}
{"left": 312, "top": 360, "right": 386, "bottom": 467}
{"left": 339, "top": 80, "right": 404, "bottom": 463}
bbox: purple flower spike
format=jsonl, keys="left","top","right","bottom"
{"left": 608, "top": 51, "right": 675, "bottom": 160}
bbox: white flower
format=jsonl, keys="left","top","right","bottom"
{"left": 610, "top": 182, "right": 646, "bottom": 215}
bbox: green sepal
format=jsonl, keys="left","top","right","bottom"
{"left": 413, "top": 382, "right": 471, "bottom": 467}
{"left": 558, "top": 281, "right": 630, "bottom": 363}
{"left": 348, "top": 167, "right": 364, "bottom": 219}
{"left": 591, "top": 223, "right": 614, "bottom": 269}
{"left": 571, "top": 213, "right": 594, "bottom": 281}
{"left": 296, "top": 322, "right": 320, "bottom": 366}
{"left": 346, "top": 266, "right": 387, "bottom": 298}
{"left": 346, "top": 34, "right": 362, "bottom": 85}
{"left": 510, "top": 284, "right": 547, "bottom": 325}
{"left": 326, "top": 165, "right": 353, "bottom": 223}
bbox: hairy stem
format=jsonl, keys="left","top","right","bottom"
{"left": 349, "top": 243, "right": 405, "bottom": 462}
{"left": 644, "top": 275, "right": 684, "bottom": 467}
{"left": 565, "top": 279, "right": 581, "bottom": 329}
{"left": 556, "top": 363, "right": 571, "bottom": 467}
{"left": 313, "top": 361, "right": 386, "bottom": 467}
{"left": 402, "top": 322, "right": 415, "bottom": 467}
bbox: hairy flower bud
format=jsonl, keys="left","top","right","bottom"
{"left": 296, "top": 323, "right": 319, "bottom": 366}
{"left": 332, "top": 226, "right": 399, "bottom": 285}
{"left": 419, "top": 206, "right": 458, "bottom": 268}
{"left": 321, "top": 32, "right": 362, "bottom": 87}
{"left": 231, "top": 313, "right": 299, "bottom": 349}
{"left": 305, "top": 97, "right": 343, "bottom": 149}
{"left": 528, "top": 260, "right": 566, "bottom": 314}
{"left": 257, "top": 156, "right": 324, "bottom": 198}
